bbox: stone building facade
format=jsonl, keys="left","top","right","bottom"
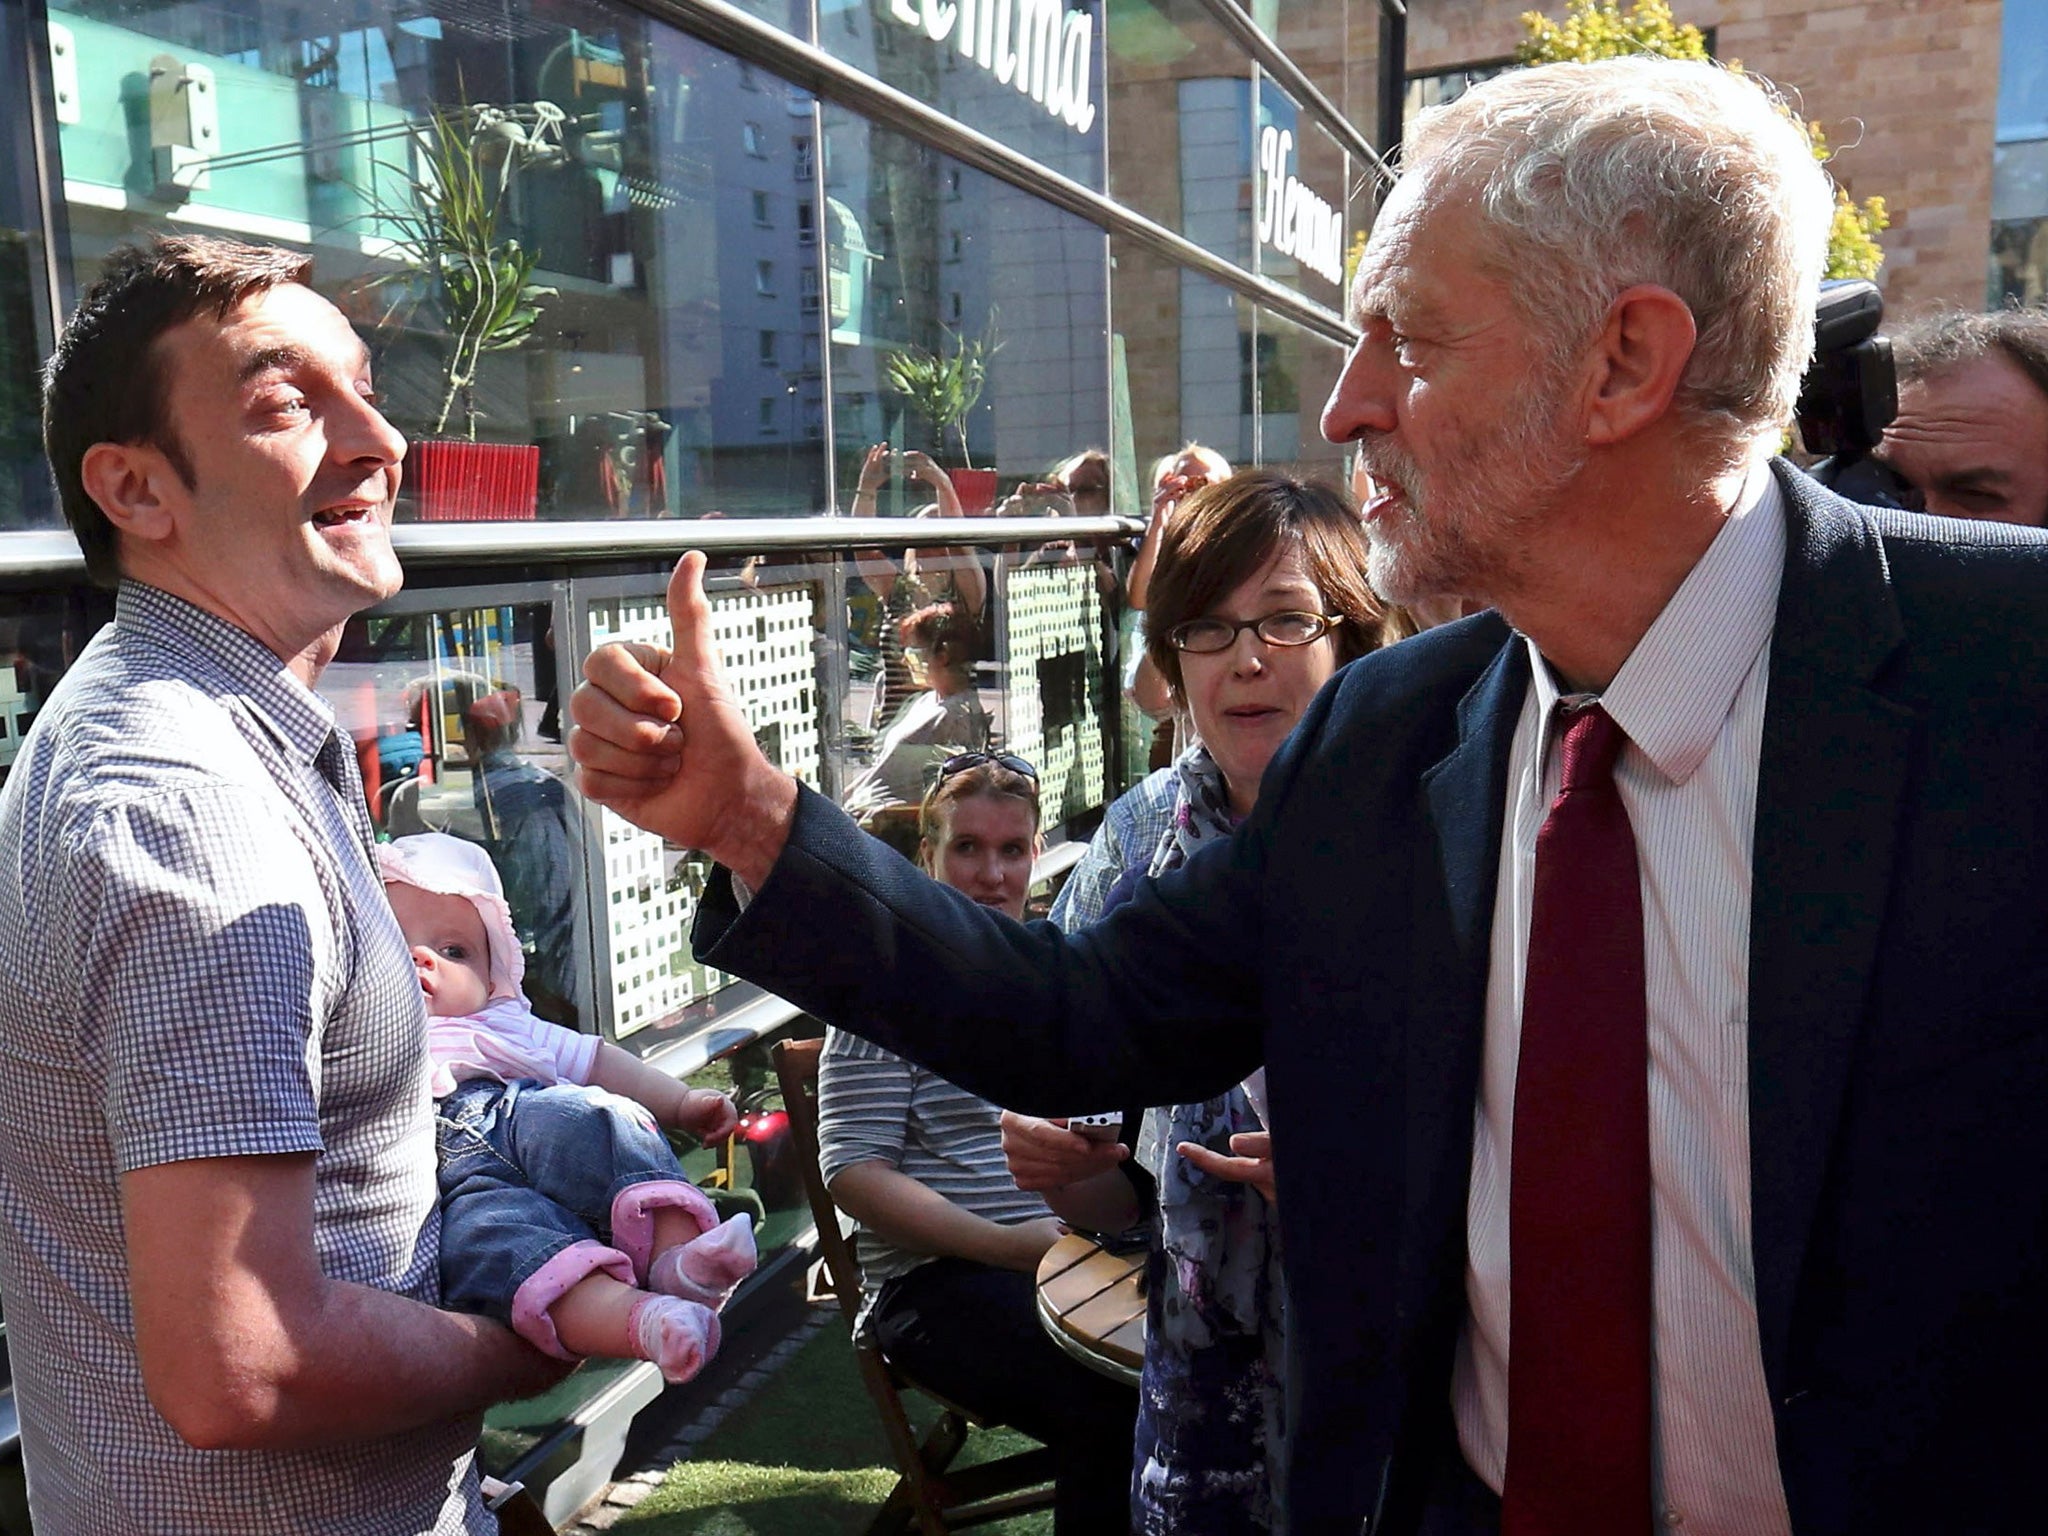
{"left": 1380, "top": 0, "right": 2001, "bottom": 319}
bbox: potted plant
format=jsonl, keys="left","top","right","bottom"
{"left": 883, "top": 316, "right": 1003, "bottom": 512}
{"left": 364, "top": 99, "right": 565, "bottom": 521}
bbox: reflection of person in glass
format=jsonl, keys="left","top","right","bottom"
{"left": 465, "top": 684, "right": 584, "bottom": 1025}
{"left": 850, "top": 443, "right": 988, "bottom": 729}
{"left": 1050, "top": 446, "right": 1111, "bottom": 516}
{"left": 1009, "top": 448, "right": 1121, "bottom": 596}
{"left": 381, "top": 834, "right": 756, "bottom": 1384}
{"left": 1126, "top": 443, "right": 1233, "bottom": 759}
{"left": 815, "top": 756, "right": 1138, "bottom": 1533}
{"left": 841, "top": 600, "right": 992, "bottom": 821}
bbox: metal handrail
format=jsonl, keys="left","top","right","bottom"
{"left": 1182, "top": 0, "right": 1393, "bottom": 189}
{"left": 0, "top": 516, "right": 1142, "bottom": 580}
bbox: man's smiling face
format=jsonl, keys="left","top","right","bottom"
{"left": 144, "top": 281, "right": 407, "bottom": 663}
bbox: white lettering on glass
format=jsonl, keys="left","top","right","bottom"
{"left": 1256, "top": 125, "right": 1343, "bottom": 287}
{"left": 879, "top": 0, "right": 1096, "bottom": 135}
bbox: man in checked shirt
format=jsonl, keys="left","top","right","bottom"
{"left": 0, "top": 236, "right": 566, "bottom": 1534}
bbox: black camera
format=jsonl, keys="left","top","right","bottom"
{"left": 1797, "top": 279, "right": 1922, "bottom": 510}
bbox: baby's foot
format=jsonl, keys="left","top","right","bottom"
{"left": 629, "top": 1294, "right": 721, "bottom": 1384}
{"left": 648, "top": 1213, "right": 758, "bottom": 1310}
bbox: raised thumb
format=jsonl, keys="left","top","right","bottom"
{"left": 663, "top": 551, "right": 729, "bottom": 695}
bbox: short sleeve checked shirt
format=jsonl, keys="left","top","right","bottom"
{"left": 0, "top": 582, "right": 490, "bottom": 1535}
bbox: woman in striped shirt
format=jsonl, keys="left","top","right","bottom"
{"left": 815, "top": 753, "right": 1139, "bottom": 1532}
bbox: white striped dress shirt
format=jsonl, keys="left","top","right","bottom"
{"left": 1452, "top": 470, "right": 1795, "bottom": 1535}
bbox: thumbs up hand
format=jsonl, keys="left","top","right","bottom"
{"left": 569, "top": 552, "right": 798, "bottom": 887}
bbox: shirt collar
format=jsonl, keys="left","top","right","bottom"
{"left": 114, "top": 580, "right": 339, "bottom": 766}
{"left": 1525, "top": 464, "right": 1785, "bottom": 785}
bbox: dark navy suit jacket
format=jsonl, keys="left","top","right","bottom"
{"left": 700, "top": 464, "right": 2048, "bottom": 1534}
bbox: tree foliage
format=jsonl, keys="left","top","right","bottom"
{"left": 1514, "top": 0, "right": 1889, "bottom": 280}
{"left": 1518, "top": 0, "right": 1708, "bottom": 61}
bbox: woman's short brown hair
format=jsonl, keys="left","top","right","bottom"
{"left": 917, "top": 757, "right": 1041, "bottom": 870}
{"left": 1143, "top": 469, "right": 1386, "bottom": 699}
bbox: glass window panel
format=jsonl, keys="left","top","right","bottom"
{"left": 1114, "top": 236, "right": 1257, "bottom": 469}
{"left": 0, "top": 589, "right": 112, "bottom": 790}
{"left": 1104, "top": 0, "right": 1253, "bottom": 253}
{"left": 318, "top": 597, "right": 589, "bottom": 1029}
{"left": 1178, "top": 74, "right": 1256, "bottom": 268}
{"left": 1252, "top": 305, "right": 1346, "bottom": 479}
{"left": 833, "top": 537, "right": 1119, "bottom": 852}
{"left": 1244, "top": 0, "right": 1359, "bottom": 128}
{"left": 0, "top": 6, "right": 57, "bottom": 533}
{"left": 818, "top": 0, "right": 1106, "bottom": 192}
{"left": 1403, "top": 60, "right": 1511, "bottom": 127}
{"left": 1991, "top": 218, "right": 2048, "bottom": 309}
{"left": 1994, "top": 135, "right": 2048, "bottom": 224}
{"left": 1253, "top": 74, "right": 1349, "bottom": 304}
{"left": 44, "top": 0, "right": 831, "bottom": 520}
{"left": 822, "top": 106, "right": 1109, "bottom": 507}
{"left": 1999, "top": 2, "right": 2048, "bottom": 138}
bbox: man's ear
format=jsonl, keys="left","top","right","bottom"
{"left": 1581, "top": 285, "right": 1698, "bottom": 447}
{"left": 77, "top": 441, "right": 183, "bottom": 546}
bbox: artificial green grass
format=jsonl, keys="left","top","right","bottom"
{"left": 617, "top": 1321, "right": 1055, "bottom": 1536}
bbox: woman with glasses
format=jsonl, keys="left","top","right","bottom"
{"left": 815, "top": 752, "right": 1139, "bottom": 1532}
{"left": 1002, "top": 469, "right": 1394, "bottom": 1535}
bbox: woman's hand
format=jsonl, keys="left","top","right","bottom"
{"left": 1151, "top": 471, "right": 1202, "bottom": 525}
{"left": 855, "top": 443, "right": 890, "bottom": 496}
{"left": 1000, "top": 1111, "right": 1128, "bottom": 1191}
{"left": 1000, "top": 1215, "right": 1070, "bottom": 1272}
{"left": 1177, "top": 1131, "right": 1277, "bottom": 1204}
{"left": 903, "top": 452, "right": 965, "bottom": 517}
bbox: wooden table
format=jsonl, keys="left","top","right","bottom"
{"left": 1035, "top": 1231, "right": 1146, "bottom": 1386}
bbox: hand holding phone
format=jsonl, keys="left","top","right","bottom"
{"left": 1067, "top": 1112, "right": 1123, "bottom": 1143}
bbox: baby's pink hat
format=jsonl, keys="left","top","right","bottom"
{"left": 376, "top": 833, "right": 525, "bottom": 1001}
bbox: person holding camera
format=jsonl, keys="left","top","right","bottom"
{"left": 849, "top": 443, "right": 988, "bottom": 730}
{"left": 1124, "top": 445, "right": 1233, "bottom": 764}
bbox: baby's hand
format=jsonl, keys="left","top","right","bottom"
{"left": 678, "top": 1088, "right": 740, "bottom": 1143}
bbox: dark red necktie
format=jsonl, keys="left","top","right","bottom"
{"left": 1502, "top": 704, "right": 1652, "bottom": 1536}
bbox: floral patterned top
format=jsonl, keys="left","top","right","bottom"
{"left": 1049, "top": 748, "right": 1288, "bottom": 1535}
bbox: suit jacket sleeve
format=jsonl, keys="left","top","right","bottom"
{"left": 691, "top": 730, "right": 1327, "bottom": 1116}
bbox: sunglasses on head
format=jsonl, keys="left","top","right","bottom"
{"left": 933, "top": 751, "right": 1039, "bottom": 788}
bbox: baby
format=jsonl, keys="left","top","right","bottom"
{"left": 379, "top": 833, "right": 756, "bottom": 1383}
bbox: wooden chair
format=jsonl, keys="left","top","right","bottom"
{"left": 772, "top": 1038, "right": 1057, "bottom": 1536}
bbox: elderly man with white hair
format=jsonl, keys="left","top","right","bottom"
{"left": 570, "top": 58, "right": 2048, "bottom": 1536}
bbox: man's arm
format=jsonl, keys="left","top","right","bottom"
{"left": 123, "top": 1152, "right": 568, "bottom": 1452}
{"left": 571, "top": 552, "right": 1272, "bottom": 1115}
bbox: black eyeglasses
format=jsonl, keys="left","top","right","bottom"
{"left": 934, "top": 751, "right": 1039, "bottom": 787}
{"left": 1167, "top": 612, "right": 1343, "bottom": 654}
